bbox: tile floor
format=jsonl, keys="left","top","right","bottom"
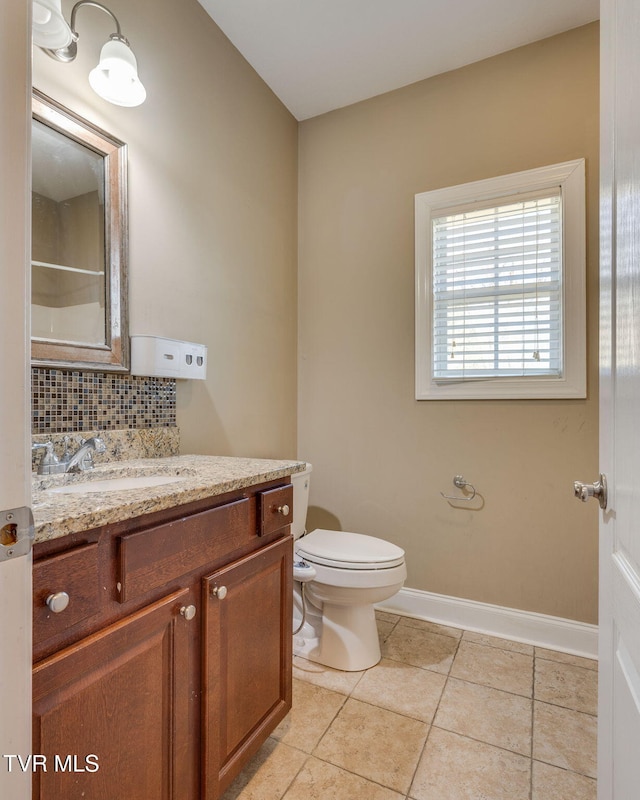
{"left": 221, "top": 612, "right": 598, "bottom": 800}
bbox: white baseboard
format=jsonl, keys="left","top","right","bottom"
{"left": 377, "top": 587, "right": 598, "bottom": 660}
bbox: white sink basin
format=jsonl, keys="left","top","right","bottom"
{"left": 47, "top": 475, "right": 186, "bottom": 494}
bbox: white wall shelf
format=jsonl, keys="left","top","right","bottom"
{"left": 32, "top": 260, "right": 104, "bottom": 276}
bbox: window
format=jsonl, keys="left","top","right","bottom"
{"left": 415, "top": 160, "right": 586, "bottom": 399}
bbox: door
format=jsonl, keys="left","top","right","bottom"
{"left": 0, "top": 1, "right": 32, "bottom": 799}
{"left": 598, "top": 1, "right": 640, "bottom": 797}
{"left": 202, "top": 536, "right": 293, "bottom": 800}
{"left": 32, "top": 589, "right": 193, "bottom": 800}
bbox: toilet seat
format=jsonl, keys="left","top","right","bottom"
{"left": 295, "top": 528, "right": 405, "bottom": 570}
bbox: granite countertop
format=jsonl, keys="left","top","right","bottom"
{"left": 32, "top": 455, "right": 306, "bottom": 544}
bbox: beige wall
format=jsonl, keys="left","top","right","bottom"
{"left": 32, "top": 0, "right": 298, "bottom": 458}
{"left": 298, "top": 24, "right": 600, "bottom": 623}
{"left": 31, "top": 9, "right": 600, "bottom": 622}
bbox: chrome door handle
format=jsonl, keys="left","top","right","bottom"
{"left": 574, "top": 474, "right": 607, "bottom": 510}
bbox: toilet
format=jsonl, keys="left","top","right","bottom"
{"left": 290, "top": 464, "right": 406, "bottom": 671}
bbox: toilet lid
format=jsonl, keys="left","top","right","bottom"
{"left": 295, "top": 529, "right": 405, "bottom": 570}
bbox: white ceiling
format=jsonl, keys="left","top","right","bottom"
{"left": 197, "top": 0, "right": 599, "bottom": 120}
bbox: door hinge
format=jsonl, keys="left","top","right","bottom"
{"left": 0, "top": 506, "right": 35, "bottom": 561}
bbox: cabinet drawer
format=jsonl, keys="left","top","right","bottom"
{"left": 258, "top": 485, "right": 293, "bottom": 537}
{"left": 118, "top": 497, "right": 252, "bottom": 602}
{"left": 33, "top": 543, "right": 100, "bottom": 644}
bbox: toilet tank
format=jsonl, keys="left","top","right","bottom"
{"left": 290, "top": 463, "right": 312, "bottom": 540}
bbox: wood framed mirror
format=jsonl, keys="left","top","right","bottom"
{"left": 31, "top": 89, "right": 129, "bottom": 371}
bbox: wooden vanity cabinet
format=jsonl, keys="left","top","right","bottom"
{"left": 31, "top": 480, "right": 294, "bottom": 800}
{"left": 32, "top": 587, "right": 194, "bottom": 800}
{"left": 202, "top": 535, "right": 292, "bottom": 799}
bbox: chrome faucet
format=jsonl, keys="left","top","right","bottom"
{"left": 63, "top": 437, "right": 106, "bottom": 472}
{"left": 32, "top": 436, "right": 106, "bottom": 475}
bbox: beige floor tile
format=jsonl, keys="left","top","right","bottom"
{"left": 377, "top": 619, "right": 396, "bottom": 644}
{"left": 314, "top": 697, "right": 428, "bottom": 793}
{"left": 533, "top": 701, "right": 597, "bottom": 778}
{"left": 352, "top": 657, "right": 446, "bottom": 722}
{"left": 397, "top": 616, "right": 464, "bottom": 639}
{"left": 462, "top": 629, "right": 534, "bottom": 655}
{"left": 220, "top": 739, "right": 308, "bottom": 800}
{"left": 434, "top": 678, "right": 532, "bottom": 756}
{"left": 410, "top": 727, "right": 530, "bottom": 800}
{"left": 535, "top": 648, "right": 598, "bottom": 671}
{"left": 375, "top": 610, "right": 401, "bottom": 625}
{"left": 283, "top": 756, "right": 404, "bottom": 800}
{"left": 532, "top": 760, "right": 597, "bottom": 800}
{"left": 292, "top": 656, "right": 364, "bottom": 695}
{"left": 382, "top": 625, "right": 459, "bottom": 674}
{"left": 268, "top": 620, "right": 600, "bottom": 800}
{"left": 535, "top": 658, "right": 598, "bottom": 715}
{"left": 271, "top": 679, "right": 346, "bottom": 753}
{"left": 451, "top": 640, "right": 533, "bottom": 697}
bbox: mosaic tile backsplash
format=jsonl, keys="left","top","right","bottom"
{"left": 32, "top": 368, "right": 177, "bottom": 434}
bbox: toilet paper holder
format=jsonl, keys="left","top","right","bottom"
{"left": 440, "top": 475, "right": 477, "bottom": 502}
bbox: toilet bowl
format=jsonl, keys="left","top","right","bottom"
{"left": 290, "top": 465, "right": 406, "bottom": 671}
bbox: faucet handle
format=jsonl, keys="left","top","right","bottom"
{"left": 32, "top": 441, "right": 64, "bottom": 475}
{"left": 32, "top": 441, "right": 56, "bottom": 463}
{"left": 86, "top": 436, "right": 107, "bottom": 455}
{"left": 79, "top": 437, "right": 106, "bottom": 470}
{"left": 93, "top": 436, "right": 106, "bottom": 454}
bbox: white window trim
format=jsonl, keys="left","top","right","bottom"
{"left": 415, "top": 159, "right": 586, "bottom": 400}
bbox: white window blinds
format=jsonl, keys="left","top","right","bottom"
{"left": 431, "top": 191, "right": 562, "bottom": 382}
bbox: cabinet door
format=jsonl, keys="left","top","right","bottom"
{"left": 32, "top": 588, "right": 196, "bottom": 800}
{"left": 202, "top": 536, "right": 293, "bottom": 799}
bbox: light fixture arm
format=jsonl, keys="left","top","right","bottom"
{"left": 69, "top": 1, "right": 125, "bottom": 41}
{"left": 45, "top": 0, "right": 129, "bottom": 62}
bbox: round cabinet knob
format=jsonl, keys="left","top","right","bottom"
{"left": 180, "top": 604, "right": 197, "bottom": 621}
{"left": 211, "top": 585, "right": 227, "bottom": 600}
{"left": 277, "top": 504, "right": 290, "bottom": 516}
{"left": 46, "top": 591, "right": 70, "bottom": 614}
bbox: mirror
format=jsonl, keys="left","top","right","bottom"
{"left": 31, "top": 89, "right": 129, "bottom": 371}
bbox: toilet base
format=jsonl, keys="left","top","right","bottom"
{"left": 293, "top": 600, "right": 381, "bottom": 672}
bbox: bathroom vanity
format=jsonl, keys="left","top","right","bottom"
{"left": 31, "top": 456, "right": 302, "bottom": 800}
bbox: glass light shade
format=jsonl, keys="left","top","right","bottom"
{"left": 32, "top": 0, "right": 72, "bottom": 49}
{"left": 88, "top": 39, "right": 146, "bottom": 107}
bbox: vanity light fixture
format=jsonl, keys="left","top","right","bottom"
{"left": 32, "top": 0, "right": 146, "bottom": 107}
{"left": 32, "top": 0, "right": 73, "bottom": 50}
